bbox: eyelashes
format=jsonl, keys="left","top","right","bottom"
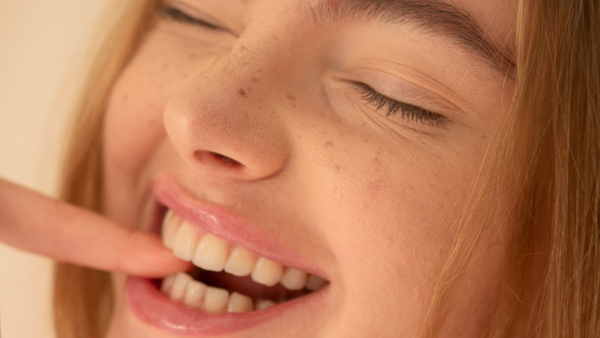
{"left": 352, "top": 82, "right": 448, "bottom": 128}
{"left": 159, "top": 6, "right": 221, "bottom": 30}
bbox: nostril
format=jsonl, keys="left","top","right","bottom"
{"left": 212, "top": 152, "right": 241, "bottom": 167}
{"left": 194, "top": 150, "right": 242, "bottom": 168}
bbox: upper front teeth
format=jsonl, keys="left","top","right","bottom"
{"left": 161, "top": 209, "right": 325, "bottom": 291}
{"left": 224, "top": 246, "right": 256, "bottom": 276}
{"left": 171, "top": 221, "right": 197, "bottom": 261}
{"left": 193, "top": 233, "right": 228, "bottom": 271}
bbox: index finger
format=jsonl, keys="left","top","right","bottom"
{"left": 0, "top": 178, "right": 190, "bottom": 277}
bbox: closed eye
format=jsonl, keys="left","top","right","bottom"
{"left": 159, "top": 6, "right": 221, "bottom": 31}
{"left": 351, "top": 82, "right": 448, "bottom": 128}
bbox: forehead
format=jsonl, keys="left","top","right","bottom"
{"left": 452, "top": 0, "right": 517, "bottom": 50}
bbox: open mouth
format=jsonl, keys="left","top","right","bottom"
{"left": 158, "top": 209, "right": 328, "bottom": 314}
{"left": 125, "top": 179, "right": 332, "bottom": 336}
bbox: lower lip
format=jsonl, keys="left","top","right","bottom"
{"left": 125, "top": 276, "right": 327, "bottom": 336}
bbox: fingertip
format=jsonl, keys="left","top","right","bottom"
{"left": 118, "top": 231, "right": 193, "bottom": 278}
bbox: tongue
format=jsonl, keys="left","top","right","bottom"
{"left": 189, "top": 268, "right": 310, "bottom": 302}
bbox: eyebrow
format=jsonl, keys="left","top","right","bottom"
{"left": 310, "top": 0, "right": 516, "bottom": 78}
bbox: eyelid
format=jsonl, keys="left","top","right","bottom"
{"left": 347, "top": 67, "right": 463, "bottom": 116}
{"left": 160, "top": 0, "right": 230, "bottom": 32}
{"left": 350, "top": 81, "right": 449, "bottom": 127}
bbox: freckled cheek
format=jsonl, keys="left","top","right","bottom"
{"left": 103, "top": 47, "right": 194, "bottom": 174}
{"left": 321, "top": 145, "right": 467, "bottom": 285}
{"left": 103, "top": 80, "right": 166, "bottom": 178}
{"left": 103, "top": 40, "right": 204, "bottom": 159}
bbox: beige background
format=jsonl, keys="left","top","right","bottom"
{"left": 0, "top": 1, "right": 110, "bottom": 337}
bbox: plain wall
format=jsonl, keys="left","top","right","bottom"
{"left": 0, "top": 1, "right": 110, "bottom": 337}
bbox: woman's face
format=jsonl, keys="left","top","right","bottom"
{"left": 103, "top": 0, "right": 516, "bottom": 337}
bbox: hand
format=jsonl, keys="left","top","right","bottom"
{"left": 0, "top": 178, "right": 189, "bottom": 277}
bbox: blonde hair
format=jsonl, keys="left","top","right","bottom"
{"left": 53, "top": 0, "right": 600, "bottom": 337}
{"left": 425, "top": 1, "right": 600, "bottom": 337}
{"left": 53, "top": 1, "right": 158, "bottom": 337}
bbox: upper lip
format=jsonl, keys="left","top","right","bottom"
{"left": 152, "top": 174, "right": 328, "bottom": 281}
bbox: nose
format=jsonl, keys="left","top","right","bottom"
{"left": 164, "top": 51, "right": 291, "bottom": 181}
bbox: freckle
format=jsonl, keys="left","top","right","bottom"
{"left": 239, "top": 89, "right": 247, "bottom": 97}
{"left": 334, "top": 163, "right": 341, "bottom": 172}
{"left": 189, "top": 53, "right": 197, "bottom": 59}
{"left": 287, "top": 95, "right": 296, "bottom": 101}
{"left": 364, "top": 138, "right": 369, "bottom": 142}
{"left": 372, "top": 152, "right": 383, "bottom": 169}
{"left": 251, "top": 77, "right": 259, "bottom": 83}
{"left": 366, "top": 180, "right": 382, "bottom": 197}
{"left": 325, "top": 141, "right": 334, "bottom": 148}
{"left": 372, "top": 157, "right": 381, "bottom": 167}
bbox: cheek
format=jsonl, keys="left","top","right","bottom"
{"left": 102, "top": 33, "right": 201, "bottom": 225}
{"left": 102, "top": 66, "right": 166, "bottom": 226}
{"left": 103, "top": 30, "right": 221, "bottom": 188}
{"left": 104, "top": 70, "right": 166, "bottom": 184}
{"left": 307, "top": 128, "right": 480, "bottom": 310}
{"left": 102, "top": 57, "right": 175, "bottom": 227}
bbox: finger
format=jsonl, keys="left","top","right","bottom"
{"left": 0, "top": 178, "right": 191, "bottom": 277}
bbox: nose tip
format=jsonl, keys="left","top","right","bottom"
{"left": 163, "top": 65, "right": 291, "bottom": 181}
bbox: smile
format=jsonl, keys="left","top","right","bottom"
{"left": 160, "top": 209, "right": 327, "bottom": 313}
{"left": 124, "top": 178, "right": 331, "bottom": 336}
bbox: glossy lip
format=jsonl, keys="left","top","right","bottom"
{"left": 124, "top": 174, "right": 332, "bottom": 336}
{"left": 126, "top": 276, "right": 330, "bottom": 336}
{"left": 151, "top": 174, "right": 328, "bottom": 279}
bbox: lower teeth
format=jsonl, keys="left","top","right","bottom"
{"left": 161, "top": 272, "right": 291, "bottom": 313}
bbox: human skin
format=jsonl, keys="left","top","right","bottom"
{"left": 0, "top": 178, "right": 187, "bottom": 276}
{"left": 102, "top": 0, "right": 517, "bottom": 337}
